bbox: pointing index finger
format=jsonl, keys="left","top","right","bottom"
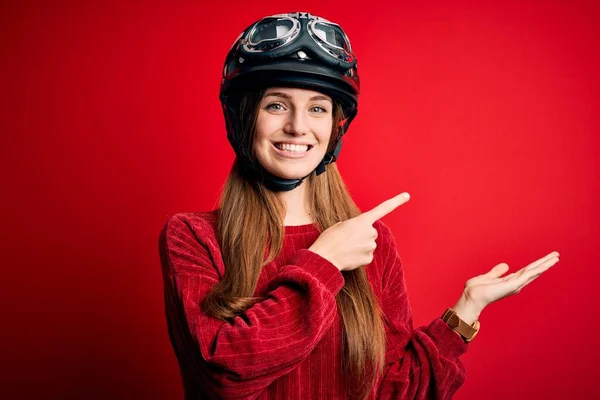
{"left": 361, "top": 192, "right": 410, "bottom": 223}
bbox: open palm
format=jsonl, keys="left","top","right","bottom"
{"left": 463, "top": 251, "right": 560, "bottom": 312}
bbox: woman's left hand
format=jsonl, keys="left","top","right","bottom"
{"left": 453, "top": 251, "right": 560, "bottom": 324}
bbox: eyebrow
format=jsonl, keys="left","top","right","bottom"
{"left": 264, "top": 92, "right": 332, "bottom": 102}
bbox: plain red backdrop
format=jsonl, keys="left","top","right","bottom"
{"left": 2, "top": 0, "right": 598, "bottom": 399}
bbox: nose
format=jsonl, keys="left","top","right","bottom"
{"left": 283, "top": 109, "right": 309, "bottom": 136}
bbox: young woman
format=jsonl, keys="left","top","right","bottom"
{"left": 158, "top": 12, "right": 560, "bottom": 400}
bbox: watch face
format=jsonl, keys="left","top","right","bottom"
{"left": 448, "top": 313, "right": 460, "bottom": 328}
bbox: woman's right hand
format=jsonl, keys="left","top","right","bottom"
{"left": 308, "top": 192, "right": 411, "bottom": 271}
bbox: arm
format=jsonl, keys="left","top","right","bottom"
{"left": 159, "top": 214, "right": 344, "bottom": 399}
{"left": 375, "top": 222, "right": 469, "bottom": 400}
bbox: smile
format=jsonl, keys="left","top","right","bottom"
{"left": 272, "top": 142, "right": 314, "bottom": 159}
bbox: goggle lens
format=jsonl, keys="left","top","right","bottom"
{"left": 249, "top": 18, "right": 295, "bottom": 45}
{"left": 313, "top": 22, "right": 351, "bottom": 52}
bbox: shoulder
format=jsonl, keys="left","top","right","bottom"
{"left": 160, "top": 209, "right": 218, "bottom": 238}
{"left": 373, "top": 219, "right": 392, "bottom": 235}
{"left": 158, "top": 209, "right": 219, "bottom": 255}
{"left": 373, "top": 219, "right": 396, "bottom": 249}
{"left": 158, "top": 209, "right": 222, "bottom": 275}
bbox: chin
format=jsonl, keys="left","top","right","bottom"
{"left": 269, "top": 166, "right": 315, "bottom": 180}
{"left": 263, "top": 160, "right": 321, "bottom": 180}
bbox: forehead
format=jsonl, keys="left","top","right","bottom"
{"left": 263, "top": 87, "right": 332, "bottom": 102}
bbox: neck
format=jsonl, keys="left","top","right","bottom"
{"left": 277, "top": 179, "right": 313, "bottom": 226}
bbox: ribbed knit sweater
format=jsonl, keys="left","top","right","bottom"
{"left": 158, "top": 210, "right": 469, "bottom": 400}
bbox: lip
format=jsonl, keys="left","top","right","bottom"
{"left": 272, "top": 142, "right": 313, "bottom": 159}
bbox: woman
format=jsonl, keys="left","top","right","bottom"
{"left": 158, "top": 12, "right": 559, "bottom": 400}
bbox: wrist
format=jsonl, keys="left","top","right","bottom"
{"left": 308, "top": 245, "right": 324, "bottom": 259}
{"left": 452, "top": 295, "right": 482, "bottom": 326}
{"left": 307, "top": 247, "right": 338, "bottom": 270}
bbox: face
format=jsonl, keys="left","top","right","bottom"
{"left": 253, "top": 87, "right": 334, "bottom": 180}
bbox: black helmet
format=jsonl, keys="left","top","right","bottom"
{"left": 219, "top": 12, "right": 360, "bottom": 191}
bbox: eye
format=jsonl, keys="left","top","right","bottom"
{"left": 266, "top": 102, "right": 286, "bottom": 111}
{"left": 310, "top": 105, "right": 328, "bottom": 113}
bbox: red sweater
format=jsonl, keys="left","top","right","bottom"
{"left": 158, "top": 210, "right": 469, "bottom": 400}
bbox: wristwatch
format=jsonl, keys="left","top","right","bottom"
{"left": 441, "top": 307, "right": 480, "bottom": 342}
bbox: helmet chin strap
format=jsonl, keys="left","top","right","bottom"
{"left": 246, "top": 138, "right": 343, "bottom": 192}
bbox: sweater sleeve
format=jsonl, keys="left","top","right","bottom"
{"left": 375, "top": 222, "right": 469, "bottom": 400}
{"left": 158, "top": 214, "right": 345, "bottom": 399}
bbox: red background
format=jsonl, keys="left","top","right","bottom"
{"left": 2, "top": 0, "right": 599, "bottom": 398}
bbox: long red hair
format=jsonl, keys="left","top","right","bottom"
{"left": 203, "top": 88, "right": 386, "bottom": 400}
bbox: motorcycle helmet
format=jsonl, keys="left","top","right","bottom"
{"left": 219, "top": 12, "right": 360, "bottom": 191}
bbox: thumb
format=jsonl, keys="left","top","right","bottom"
{"left": 487, "top": 263, "right": 509, "bottom": 278}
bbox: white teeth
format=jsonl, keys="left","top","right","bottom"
{"left": 275, "top": 143, "right": 310, "bottom": 153}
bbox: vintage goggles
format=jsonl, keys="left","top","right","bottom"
{"left": 238, "top": 12, "right": 356, "bottom": 69}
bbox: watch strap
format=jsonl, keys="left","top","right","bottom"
{"left": 441, "top": 307, "right": 480, "bottom": 342}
